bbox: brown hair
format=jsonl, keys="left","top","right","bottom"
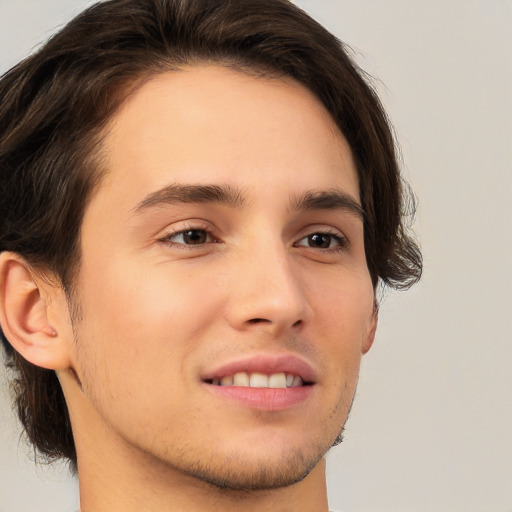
{"left": 0, "top": 0, "right": 422, "bottom": 467}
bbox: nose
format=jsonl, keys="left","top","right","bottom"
{"left": 224, "top": 241, "right": 312, "bottom": 337}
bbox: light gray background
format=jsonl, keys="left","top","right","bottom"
{"left": 1, "top": 1, "right": 511, "bottom": 511}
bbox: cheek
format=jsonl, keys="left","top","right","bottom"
{"left": 311, "top": 269, "right": 374, "bottom": 365}
{"left": 70, "top": 264, "right": 224, "bottom": 436}
{"left": 74, "top": 261, "right": 222, "bottom": 394}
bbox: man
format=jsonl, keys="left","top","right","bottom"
{"left": 0, "top": 0, "right": 421, "bottom": 510}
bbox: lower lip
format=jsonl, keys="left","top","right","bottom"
{"left": 206, "top": 384, "right": 314, "bottom": 411}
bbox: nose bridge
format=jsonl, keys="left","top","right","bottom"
{"left": 225, "top": 229, "right": 311, "bottom": 333}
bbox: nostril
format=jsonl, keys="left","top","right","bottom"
{"left": 246, "top": 318, "right": 303, "bottom": 327}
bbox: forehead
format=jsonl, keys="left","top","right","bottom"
{"left": 97, "top": 64, "right": 359, "bottom": 210}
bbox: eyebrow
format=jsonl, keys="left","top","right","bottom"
{"left": 290, "top": 189, "right": 364, "bottom": 219}
{"left": 132, "top": 183, "right": 364, "bottom": 220}
{"left": 133, "top": 183, "right": 245, "bottom": 213}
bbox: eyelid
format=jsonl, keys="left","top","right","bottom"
{"left": 157, "top": 221, "right": 219, "bottom": 247}
{"left": 294, "top": 226, "right": 349, "bottom": 250}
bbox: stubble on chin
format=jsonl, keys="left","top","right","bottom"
{"left": 170, "top": 445, "right": 323, "bottom": 492}
{"left": 156, "top": 411, "right": 349, "bottom": 493}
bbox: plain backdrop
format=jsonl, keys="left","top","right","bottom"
{"left": 1, "top": 1, "right": 511, "bottom": 511}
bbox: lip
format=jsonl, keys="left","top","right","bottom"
{"left": 200, "top": 353, "right": 317, "bottom": 383}
{"left": 201, "top": 353, "right": 317, "bottom": 412}
{"left": 206, "top": 384, "right": 313, "bottom": 411}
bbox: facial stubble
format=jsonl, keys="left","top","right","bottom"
{"left": 65, "top": 290, "right": 354, "bottom": 493}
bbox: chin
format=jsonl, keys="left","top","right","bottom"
{"left": 158, "top": 426, "right": 339, "bottom": 492}
{"left": 179, "top": 447, "right": 321, "bottom": 491}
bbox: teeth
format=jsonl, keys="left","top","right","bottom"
{"left": 233, "top": 372, "right": 250, "bottom": 386}
{"left": 221, "top": 375, "right": 233, "bottom": 386}
{"left": 268, "top": 373, "right": 287, "bottom": 388}
{"left": 211, "top": 372, "right": 304, "bottom": 388}
{"left": 250, "top": 372, "right": 269, "bottom": 388}
{"left": 291, "top": 375, "right": 302, "bottom": 387}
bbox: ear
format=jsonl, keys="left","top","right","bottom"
{"left": 0, "top": 252, "right": 72, "bottom": 370}
{"left": 362, "top": 301, "right": 378, "bottom": 355}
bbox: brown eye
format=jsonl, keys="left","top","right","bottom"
{"left": 308, "top": 234, "right": 332, "bottom": 248}
{"left": 182, "top": 230, "right": 208, "bottom": 244}
{"left": 167, "top": 229, "right": 212, "bottom": 245}
{"left": 296, "top": 232, "right": 345, "bottom": 249}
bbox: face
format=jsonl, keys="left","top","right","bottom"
{"left": 62, "top": 65, "right": 376, "bottom": 490}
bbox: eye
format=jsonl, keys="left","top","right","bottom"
{"left": 164, "top": 229, "right": 214, "bottom": 246}
{"left": 295, "top": 232, "right": 346, "bottom": 250}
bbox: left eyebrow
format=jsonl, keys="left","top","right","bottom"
{"left": 290, "top": 189, "right": 364, "bottom": 220}
{"left": 132, "top": 183, "right": 245, "bottom": 214}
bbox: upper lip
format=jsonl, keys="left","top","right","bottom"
{"left": 201, "top": 353, "right": 317, "bottom": 384}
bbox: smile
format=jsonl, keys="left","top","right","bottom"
{"left": 201, "top": 353, "right": 316, "bottom": 410}
{"left": 206, "top": 372, "right": 305, "bottom": 388}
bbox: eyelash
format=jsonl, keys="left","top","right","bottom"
{"left": 159, "top": 223, "right": 348, "bottom": 253}
{"left": 294, "top": 229, "right": 348, "bottom": 251}
{"left": 158, "top": 223, "right": 218, "bottom": 249}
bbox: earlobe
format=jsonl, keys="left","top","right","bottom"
{"left": 0, "top": 252, "right": 70, "bottom": 370}
{"left": 362, "top": 302, "right": 378, "bottom": 355}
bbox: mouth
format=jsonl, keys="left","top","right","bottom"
{"left": 201, "top": 354, "right": 316, "bottom": 411}
{"left": 204, "top": 371, "right": 311, "bottom": 388}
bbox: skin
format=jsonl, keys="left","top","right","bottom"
{"left": 0, "top": 65, "right": 376, "bottom": 511}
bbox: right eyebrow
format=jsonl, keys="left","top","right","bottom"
{"left": 131, "top": 183, "right": 245, "bottom": 214}
{"left": 290, "top": 189, "right": 365, "bottom": 220}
